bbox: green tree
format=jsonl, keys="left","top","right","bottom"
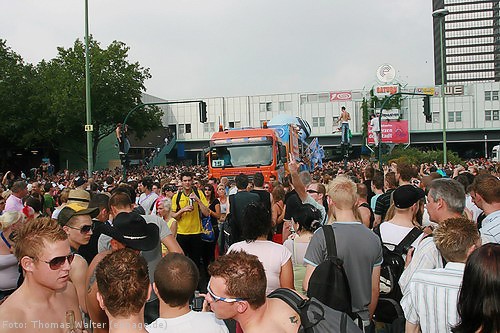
{"left": 0, "top": 40, "right": 36, "bottom": 149}
{"left": 33, "top": 36, "right": 162, "bottom": 164}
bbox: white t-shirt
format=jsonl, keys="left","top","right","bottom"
{"left": 228, "top": 240, "right": 291, "bottom": 295}
{"left": 370, "top": 117, "right": 380, "bottom": 132}
{"left": 147, "top": 311, "right": 228, "bottom": 333}
{"left": 379, "top": 222, "right": 424, "bottom": 249}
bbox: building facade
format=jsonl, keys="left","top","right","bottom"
{"left": 139, "top": 81, "right": 500, "bottom": 162}
{"left": 433, "top": 0, "right": 500, "bottom": 85}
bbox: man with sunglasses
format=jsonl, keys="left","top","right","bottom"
{"left": 147, "top": 253, "right": 228, "bottom": 333}
{"left": 58, "top": 202, "right": 99, "bottom": 315}
{"left": 288, "top": 157, "right": 327, "bottom": 225}
{"left": 207, "top": 251, "right": 332, "bottom": 333}
{"left": 0, "top": 217, "right": 84, "bottom": 332}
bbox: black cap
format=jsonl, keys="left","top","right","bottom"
{"left": 102, "top": 212, "right": 159, "bottom": 251}
{"left": 393, "top": 185, "right": 425, "bottom": 209}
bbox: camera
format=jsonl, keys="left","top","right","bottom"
{"left": 190, "top": 296, "right": 204, "bottom": 311}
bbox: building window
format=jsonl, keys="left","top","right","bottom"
{"left": 493, "top": 91, "right": 499, "bottom": 100}
{"left": 448, "top": 111, "right": 462, "bottom": 123}
{"left": 228, "top": 121, "right": 241, "bottom": 129}
{"left": 312, "top": 117, "right": 325, "bottom": 127}
{"left": 432, "top": 112, "right": 440, "bottom": 124}
{"left": 485, "top": 110, "right": 492, "bottom": 121}
{"left": 485, "top": 91, "right": 491, "bottom": 101}
{"left": 185, "top": 124, "right": 191, "bottom": 134}
{"left": 494, "top": 110, "right": 500, "bottom": 120}
{"left": 203, "top": 122, "right": 216, "bottom": 133}
{"left": 179, "top": 124, "right": 185, "bottom": 134}
{"left": 259, "top": 102, "right": 272, "bottom": 112}
{"left": 279, "top": 101, "right": 292, "bottom": 111}
{"left": 318, "top": 93, "right": 330, "bottom": 103}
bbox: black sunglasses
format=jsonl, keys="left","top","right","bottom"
{"left": 66, "top": 224, "right": 93, "bottom": 234}
{"left": 306, "top": 189, "right": 320, "bottom": 194}
{"left": 39, "top": 253, "right": 75, "bottom": 270}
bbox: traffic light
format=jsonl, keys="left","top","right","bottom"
{"left": 423, "top": 95, "right": 431, "bottom": 122}
{"left": 199, "top": 101, "right": 207, "bottom": 123}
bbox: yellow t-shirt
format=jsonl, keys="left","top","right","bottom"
{"left": 171, "top": 190, "right": 209, "bottom": 235}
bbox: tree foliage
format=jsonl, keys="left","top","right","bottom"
{"left": 387, "top": 146, "right": 462, "bottom": 165}
{"left": 0, "top": 37, "right": 163, "bottom": 166}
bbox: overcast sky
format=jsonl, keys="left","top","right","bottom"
{"left": 2, "top": 1, "right": 435, "bottom": 99}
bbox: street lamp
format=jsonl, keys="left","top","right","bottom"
{"left": 433, "top": 8, "right": 449, "bottom": 165}
{"left": 84, "top": 0, "right": 93, "bottom": 176}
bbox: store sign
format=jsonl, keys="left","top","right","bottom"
{"left": 443, "top": 85, "right": 464, "bottom": 96}
{"left": 381, "top": 109, "right": 400, "bottom": 121}
{"left": 367, "top": 120, "right": 409, "bottom": 144}
{"left": 415, "top": 87, "right": 438, "bottom": 96}
{"left": 329, "top": 91, "right": 352, "bottom": 101}
{"left": 374, "top": 85, "right": 399, "bottom": 97}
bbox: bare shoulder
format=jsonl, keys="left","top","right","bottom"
{"left": 0, "top": 292, "right": 27, "bottom": 325}
{"left": 267, "top": 298, "right": 301, "bottom": 332}
{"left": 86, "top": 250, "right": 111, "bottom": 286}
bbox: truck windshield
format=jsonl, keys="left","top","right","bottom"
{"left": 210, "top": 144, "right": 273, "bottom": 168}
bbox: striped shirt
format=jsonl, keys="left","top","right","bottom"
{"left": 401, "top": 262, "right": 465, "bottom": 333}
{"left": 480, "top": 210, "right": 500, "bottom": 244}
{"left": 399, "top": 236, "right": 444, "bottom": 294}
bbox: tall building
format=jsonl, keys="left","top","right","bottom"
{"left": 433, "top": 0, "right": 500, "bottom": 85}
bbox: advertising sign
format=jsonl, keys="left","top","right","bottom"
{"left": 374, "top": 85, "right": 399, "bottom": 97}
{"left": 329, "top": 91, "right": 352, "bottom": 101}
{"left": 367, "top": 120, "right": 409, "bottom": 144}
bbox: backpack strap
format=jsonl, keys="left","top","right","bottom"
{"left": 340, "top": 312, "right": 347, "bottom": 333}
{"left": 395, "top": 227, "right": 423, "bottom": 254}
{"left": 268, "top": 288, "right": 315, "bottom": 329}
{"left": 175, "top": 191, "right": 182, "bottom": 213}
{"left": 323, "top": 225, "right": 338, "bottom": 258}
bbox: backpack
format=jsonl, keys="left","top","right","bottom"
{"left": 306, "top": 225, "right": 356, "bottom": 320}
{"left": 268, "top": 288, "right": 362, "bottom": 333}
{"left": 372, "top": 224, "right": 423, "bottom": 324}
{"left": 174, "top": 187, "right": 200, "bottom": 213}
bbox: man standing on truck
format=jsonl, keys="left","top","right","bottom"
{"left": 339, "top": 106, "right": 351, "bottom": 145}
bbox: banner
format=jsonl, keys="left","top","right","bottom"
{"left": 367, "top": 120, "right": 409, "bottom": 144}
{"left": 329, "top": 91, "right": 352, "bottom": 101}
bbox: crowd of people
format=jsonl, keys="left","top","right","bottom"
{"left": 0, "top": 157, "right": 499, "bottom": 333}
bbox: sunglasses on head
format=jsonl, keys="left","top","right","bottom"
{"left": 66, "top": 224, "right": 93, "bottom": 234}
{"left": 38, "top": 253, "right": 75, "bottom": 270}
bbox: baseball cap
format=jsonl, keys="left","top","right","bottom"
{"left": 58, "top": 203, "right": 99, "bottom": 226}
{"left": 393, "top": 185, "right": 425, "bottom": 209}
{"left": 101, "top": 212, "right": 159, "bottom": 251}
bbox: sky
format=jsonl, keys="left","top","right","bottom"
{"left": 2, "top": 1, "right": 435, "bottom": 100}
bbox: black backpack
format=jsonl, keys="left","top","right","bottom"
{"left": 372, "top": 224, "right": 423, "bottom": 324}
{"left": 306, "top": 225, "right": 356, "bottom": 319}
{"left": 268, "top": 288, "right": 362, "bottom": 333}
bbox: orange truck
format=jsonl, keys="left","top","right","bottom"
{"left": 207, "top": 124, "right": 301, "bottom": 182}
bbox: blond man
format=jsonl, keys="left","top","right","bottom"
{"left": 0, "top": 218, "right": 83, "bottom": 333}
{"left": 303, "top": 176, "right": 382, "bottom": 329}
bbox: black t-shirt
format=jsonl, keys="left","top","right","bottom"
{"left": 78, "top": 219, "right": 106, "bottom": 265}
{"left": 250, "top": 189, "right": 271, "bottom": 214}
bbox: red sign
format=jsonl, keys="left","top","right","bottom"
{"left": 367, "top": 120, "right": 409, "bottom": 144}
{"left": 329, "top": 91, "right": 352, "bottom": 101}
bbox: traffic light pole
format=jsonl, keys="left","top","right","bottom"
{"left": 377, "top": 92, "right": 433, "bottom": 170}
{"left": 121, "top": 100, "right": 205, "bottom": 180}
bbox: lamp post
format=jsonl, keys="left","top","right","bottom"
{"left": 433, "top": 8, "right": 449, "bottom": 165}
{"left": 84, "top": 0, "right": 93, "bottom": 176}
